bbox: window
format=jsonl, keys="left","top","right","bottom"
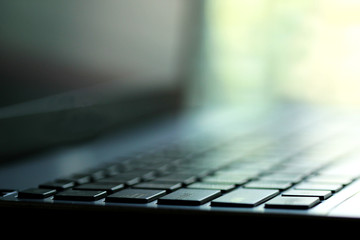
{"left": 191, "top": 0, "right": 360, "bottom": 107}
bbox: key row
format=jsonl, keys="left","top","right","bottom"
{"left": 17, "top": 167, "right": 350, "bottom": 210}
{"left": 18, "top": 184, "right": 335, "bottom": 210}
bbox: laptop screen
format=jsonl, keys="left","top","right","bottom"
{"left": 0, "top": 0, "right": 202, "bottom": 159}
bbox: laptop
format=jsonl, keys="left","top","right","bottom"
{"left": 1, "top": 0, "right": 360, "bottom": 227}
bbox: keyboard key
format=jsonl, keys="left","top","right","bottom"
{"left": 202, "top": 175, "right": 249, "bottom": 185}
{"left": 267, "top": 167, "right": 313, "bottom": 176}
{"left": 98, "top": 173, "right": 141, "bottom": 186}
{"left": 60, "top": 174, "right": 91, "bottom": 185}
{"left": 106, "top": 189, "right": 166, "bottom": 203}
{"left": 174, "top": 168, "right": 211, "bottom": 178}
{"left": 244, "top": 180, "right": 292, "bottom": 190}
{"left": 84, "top": 168, "right": 107, "bottom": 180}
{"left": 282, "top": 190, "right": 332, "bottom": 200}
{"left": 154, "top": 173, "right": 197, "bottom": 186}
{"left": 294, "top": 182, "right": 343, "bottom": 193}
{"left": 39, "top": 179, "right": 75, "bottom": 190}
{"left": 18, "top": 188, "right": 56, "bottom": 199}
{"left": 265, "top": 196, "right": 320, "bottom": 209}
{"left": 136, "top": 161, "right": 172, "bottom": 174}
{"left": 74, "top": 182, "right": 125, "bottom": 193}
{"left": 215, "top": 169, "right": 263, "bottom": 177}
{"left": 187, "top": 182, "right": 236, "bottom": 192}
{"left": 157, "top": 189, "right": 221, "bottom": 206}
{"left": 105, "top": 161, "right": 133, "bottom": 173}
{"left": 54, "top": 189, "right": 107, "bottom": 201}
{"left": 259, "top": 173, "right": 304, "bottom": 183}
{"left": 116, "top": 170, "right": 156, "bottom": 181}
{"left": 211, "top": 189, "right": 279, "bottom": 207}
{"left": 133, "top": 181, "right": 182, "bottom": 192}
{"left": 305, "top": 175, "right": 353, "bottom": 185}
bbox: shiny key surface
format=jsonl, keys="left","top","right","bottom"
{"left": 294, "top": 182, "right": 343, "bottom": 193}
{"left": 54, "top": 189, "right": 107, "bottom": 201}
{"left": 39, "top": 179, "right": 75, "bottom": 191}
{"left": 154, "top": 173, "right": 197, "bottom": 186}
{"left": 18, "top": 188, "right": 57, "bottom": 199}
{"left": 98, "top": 173, "right": 141, "bottom": 186}
{"left": 265, "top": 196, "right": 320, "bottom": 209}
{"left": 282, "top": 189, "right": 332, "bottom": 200}
{"left": 133, "top": 181, "right": 182, "bottom": 192}
{"left": 157, "top": 189, "right": 221, "bottom": 206}
{"left": 74, "top": 182, "right": 125, "bottom": 193}
{"left": 106, "top": 189, "right": 166, "bottom": 203}
{"left": 187, "top": 182, "right": 236, "bottom": 192}
{"left": 244, "top": 180, "right": 292, "bottom": 191}
{"left": 202, "top": 175, "right": 249, "bottom": 185}
{"left": 211, "top": 188, "right": 279, "bottom": 207}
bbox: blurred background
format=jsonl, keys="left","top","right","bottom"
{"left": 187, "top": 0, "right": 360, "bottom": 108}
{"left": 2, "top": 0, "right": 360, "bottom": 109}
{"left": 1, "top": 0, "right": 360, "bottom": 158}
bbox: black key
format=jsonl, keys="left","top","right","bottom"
{"left": 294, "top": 182, "right": 343, "bottom": 193}
{"left": 136, "top": 161, "right": 171, "bottom": 174}
{"left": 211, "top": 189, "right": 279, "bottom": 207}
{"left": 98, "top": 173, "right": 141, "bottom": 186}
{"left": 105, "top": 161, "right": 133, "bottom": 173}
{"left": 54, "top": 189, "right": 107, "bottom": 201}
{"left": 306, "top": 175, "right": 353, "bottom": 185}
{"left": 74, "top": 182, "right": 125, "bottom": 193}
{"left": 84, "top": 168, "right": 107, "bottom": 181}
{"left": 109, "top": 169, "right": 156, "bottom": 181}
{"left": 215, "top": 169, "right": 263, "bottom": 177}
{"left": 39, "top": 179, "right": 75, "bottom": 190}
{"left": 174, "top": 168, "right": 211, "bottom": 178}
{"left": 135, "top": 170, "right": 157, "bottom": 181}
{"left": 265, "top": 196, "right": 320, "bottom": 209}
{"left": 259, "top": 173, "right": 304, "bottom": 183}
{"left": 0, "top": 189, "right": 15, "bottom": 197}
{"left": 187, "top": 182, "right": 236, "bottom": 192}
{"left": 154, "top": 173, "right": 197, "bottom": 185}
{"left": 282, "top": 190, "right": 332, "bottom": 200}
{"left": 133, "top": 181, "right": 182, "bottom": 192}
{"left": 202, "top": 175, "right": 249, "bottom": 185}
{"left": 106, "top": 189, "right": 166, "bottom": 203}
{"left": 18, "top": 188, "right": 56, "bottom": 199}
{"left": 244, "top": 180, "right": 292, "bottom": 190}
{"left": 60, "top": 174, "right": 91, "bottom": 185}
{"left": 157, "top": 189, "right": 221, "bottom": 206}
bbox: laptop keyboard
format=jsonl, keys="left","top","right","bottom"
{"left": 14, "top": 110, "right": 360, "bottom": 210}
